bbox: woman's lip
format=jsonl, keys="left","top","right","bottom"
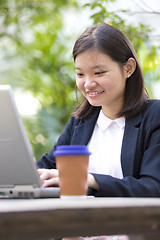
{"left": 86, "top": 90, "right": 104, "bottom": 97}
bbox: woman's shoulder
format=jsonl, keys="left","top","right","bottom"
{"left": 127, "top": 99, "right": 160, "bottom": 126}
{"left": 144, "top": 99, "right": 160, "bottom": 112}
{"left": 141, "top": 99, "right": 160, "bottom": 122}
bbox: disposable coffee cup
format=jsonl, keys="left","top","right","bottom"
{"left": 53, "top": 145, "right": 91, "bottom": 199}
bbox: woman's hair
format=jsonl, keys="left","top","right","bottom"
{"left": 72, "top": 23, "right": 148, "bottom": 119}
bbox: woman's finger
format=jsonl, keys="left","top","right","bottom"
{"left": 38, "top": 169, "right": 58, "bottom": 182}
{"left": 42, "top": 177, "right": 59, "bottom": 188}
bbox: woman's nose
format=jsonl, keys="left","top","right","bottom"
{"left": 84, "top": 77, "right": 97, "bottom": 89}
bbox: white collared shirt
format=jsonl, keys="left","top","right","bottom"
{"left": 88, "top": 109, "right": 125, "bottom": 179}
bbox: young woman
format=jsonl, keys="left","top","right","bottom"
{"left": 37, "top": 23, "right": 160, "bottom": 198}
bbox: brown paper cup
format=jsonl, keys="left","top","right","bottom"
{"left": 54, "top": 145, "right": 91, "bottom": 199}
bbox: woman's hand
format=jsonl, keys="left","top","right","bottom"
{"left": 37, "top": 168, "right": 59, "bottom": 188}
{"left": 38, "top": 169, "right": 99, "bottom": 190}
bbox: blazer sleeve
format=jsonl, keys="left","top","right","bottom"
{"left": 91, "top": 102, "right": 160, "bottom": 197}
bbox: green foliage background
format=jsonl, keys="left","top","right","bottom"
{"left": 0, "top": 0, "right": 160, "bottom": 160}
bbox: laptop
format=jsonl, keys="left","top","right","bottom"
{"left": 0, "top": 85, "right": 59, "bottom": 198}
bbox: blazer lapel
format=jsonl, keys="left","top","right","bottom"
{"left": 71, "top": 109, "right": 100, "bottom": 145}
{"left": 121, "top": 113, "right": 142, "bottom": 177}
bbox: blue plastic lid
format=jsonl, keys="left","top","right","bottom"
{"left": 53, "top": 145, "right": 91, "bottom": 156}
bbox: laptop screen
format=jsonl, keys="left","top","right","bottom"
{"left": 0, "top": 85, "right": 41, "bottom": 187}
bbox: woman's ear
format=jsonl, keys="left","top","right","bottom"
{"left": 124, "top": 58, "right": 136, "bottom": 78}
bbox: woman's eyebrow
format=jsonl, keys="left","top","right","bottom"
{"left": 91, "top": 64, "right": 106, "bottom": 69}
{"left": 75, "top": 67, "right": 81, "bottom": 70}
{"left": 75, "top": 65, "right": 106, "bottom": 70}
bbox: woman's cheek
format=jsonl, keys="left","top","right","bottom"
{"left": 76, "top": 81, "right": 83, "bottom": 92}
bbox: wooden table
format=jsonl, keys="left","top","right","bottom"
{"left": 0, "top": 197, "right": 160, "bottom": 240}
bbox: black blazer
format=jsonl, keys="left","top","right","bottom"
{"left": 37, "top": 100, "right": 160, "bottom": 197}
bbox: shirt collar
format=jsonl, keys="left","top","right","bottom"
{"left": 97, "top": 109, "right": 125, "bottom": 131}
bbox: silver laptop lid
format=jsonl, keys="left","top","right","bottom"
{"left": 0, "top": 85, "right": 41, "bottom": 187}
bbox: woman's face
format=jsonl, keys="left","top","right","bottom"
{"left": 75, "top": 49, "right": 127, "bottom": 119}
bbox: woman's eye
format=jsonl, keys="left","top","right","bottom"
{"left": 95, "top": 71, "right": 104, "bottom": 75}
{"left": 76, "top": 73, "right": 83, "bottom": 77}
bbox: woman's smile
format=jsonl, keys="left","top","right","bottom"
{"left": 86, "top": 90, "right": 104, "bottom": 98}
